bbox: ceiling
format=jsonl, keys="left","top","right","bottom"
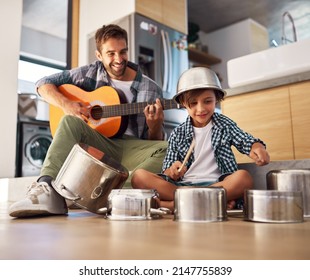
{"left": 22, "top": 0, "right": 310, "bottom": 46}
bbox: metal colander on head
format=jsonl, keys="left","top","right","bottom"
{"left": 174, "top": 67, "right": 226, "bottom": 104}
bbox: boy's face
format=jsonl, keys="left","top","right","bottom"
{"left": 182, "top": 89, "right": 217, "bottom": 127}
{"left": 95, "top": 37, "right": 129, "bottom": 80}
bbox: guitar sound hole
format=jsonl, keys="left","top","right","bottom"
{"left": 90, "top": 106, "right": 103, "bottom": 120}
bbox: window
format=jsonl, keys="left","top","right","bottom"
{"left": 20, "top": 0, "right": 71, "bottom": 70}
{"left": 18, "top": 0, "right": 72, "bottom": 93}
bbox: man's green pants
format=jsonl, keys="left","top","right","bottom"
{"left": 41, "top": 115, "right": 168, "bottom": 188}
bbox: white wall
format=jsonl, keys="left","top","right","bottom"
{"left": 0, "top": 1, "right": 22, "bottom": 178}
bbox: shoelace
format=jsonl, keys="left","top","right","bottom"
{"left": 26, "top": 182, "right": 51, "bottom": 197}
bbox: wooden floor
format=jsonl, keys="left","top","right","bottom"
{"left": 1, "top": 201, "right": 310, "bottom": 260}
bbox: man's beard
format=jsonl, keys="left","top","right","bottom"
{"left": 107, "top": 60, "right": 127, "bottom": 78}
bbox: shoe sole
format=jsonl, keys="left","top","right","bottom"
{"left": 9, "top": 205, "right": 67, "bottom": 218}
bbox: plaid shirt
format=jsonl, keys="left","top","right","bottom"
{"left": 35, "top": 61, "right": 163, "bottom": 139}
{"left": 162, "top": 113, "right": 265, "bottom": 175}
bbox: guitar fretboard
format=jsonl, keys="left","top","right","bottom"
{"left": 91, "top": 99, "right": 182, "bottom": 119}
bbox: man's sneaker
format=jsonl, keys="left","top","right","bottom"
{"left": 9, "top": 181, "right": 68, "bottom": 218}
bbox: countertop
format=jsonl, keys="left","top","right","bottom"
{"left": 225, "top": 71, "right": 310, "bottom": 96}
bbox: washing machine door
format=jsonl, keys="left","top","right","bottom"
{"left": 26, "top": 134, "right": 52, "bottom": 168}
{"left": 21, "top": 122, "right": 52, "bottom": 177}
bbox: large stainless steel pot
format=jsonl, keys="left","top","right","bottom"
{"left": 174, "top": 186, "right": 227, "bottom": 222}
{"left": 244, "top": 189, "right": 304, "bottom": 223}
{"left": 266, "top": 169, "right": 310, "bottom": 217}
{"left": 105, "top": 189, "right": 170, "bottom": 220}
{"left": 52, "top": 143, "right": 129, "bottom": 214}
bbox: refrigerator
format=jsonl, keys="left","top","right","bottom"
{"left": 88, "top": 13, "right": 189, "bottom": 131}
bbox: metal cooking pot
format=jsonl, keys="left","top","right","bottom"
{"left": 174, "top": 186, "right": 227, "bottom": 222}
{"left": 174, "top": 67, "right": 226, "bottom": 103}
{"left": 52, "top": 143, "right": 129, "bottom": 214}
{"left": 104, "top": 189, "right": 170, "bottom": 220}
{"left": 266, "top": 169, "right": 310, "bottom": 217}
{"left": 244, "top": 189, "right": 304, "bottom": 223}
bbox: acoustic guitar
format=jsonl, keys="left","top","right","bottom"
{"left": 49, "top": 84, "right": 182, "bottom": 138}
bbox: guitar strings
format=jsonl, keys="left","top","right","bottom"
{"left": 90, "top": 99, "right": 180, "bottom": 119}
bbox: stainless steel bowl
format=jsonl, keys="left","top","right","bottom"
{"left": 244, "top": 189, "right": 304, "bottom": 223}
{"left": 174, "top": 186, "right": 227, "bottom": 223}
{"left": 106, "top": 189, "right": 169, "bottom": 220}
{"left": 266, "top": 169, "right": 310, "bottom": 217}
{"left": 174, "top": 67, "right": 226, "bottom": 103}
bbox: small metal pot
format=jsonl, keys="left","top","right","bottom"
{"left": 266, "top": 169, "right": 310, "bottom": 217}
{"left": 174, "top": 186, "right": 227, "bottom": 222}
{"left": 244, "top": 189, "right": 304, "bottom": 223}
{"left": 105, "top": 189, "right": 170, "bottom": 220}
{"left": 52, "top": 143, "right": 129, "bottom": 214}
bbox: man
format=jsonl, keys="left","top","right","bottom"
{"left": 9, "top": 24, "right": 167, "bottom": 218}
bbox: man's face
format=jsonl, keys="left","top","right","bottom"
{"left": 96, "top": 38, "right": 128, "bottom": 80}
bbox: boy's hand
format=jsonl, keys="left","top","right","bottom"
{"left": 250, "top": 142, "right": 270, "bottom": 166}
{"left": 164, "top": 161, "right": 187, "bottom": 181}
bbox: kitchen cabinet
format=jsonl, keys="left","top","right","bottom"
{"left": 136, "top": 0, "right": 187, "bottom": 34}
{"left": 221, "top": 81, "right": 310, "bottom": 163}
{"left": 290, "top": 81, "right": 310, "bottom": 159}
{"left": 221, "top": 85, "right": 295, "bottom": 163}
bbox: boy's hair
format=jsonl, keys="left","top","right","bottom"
{"left": 95, "top": 24, "right": 128, "bottom": 52}
{"left": 178, "top": 88, "right": 225, "bottom": 106}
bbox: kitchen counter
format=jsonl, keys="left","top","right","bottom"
{"left": 225, "top": 70, "right": 310, "bottom": 96}
{"left": 1, "top": 201, "right": 310, "bottom": 260}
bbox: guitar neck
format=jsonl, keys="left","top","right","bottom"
{"left": 99, "top": 99, "right": 182, "bottom": 118}
{"left": 52, "top": 85, "right": 183, "bottom": 138}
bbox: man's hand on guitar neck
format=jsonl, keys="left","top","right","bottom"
{"left": 144, "top": 98, "right": 164, "bottom": 140}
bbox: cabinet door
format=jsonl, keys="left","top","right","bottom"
{"left": 221, "top": 86, "right": 294, "bottom": 163}
{"left": 136, "top": 0, "right": 162, "bottom": 23}
{"left": 162, "top": 0, "right": 187, "bottom": 34}
{"left": 289, "top": 81, "right": 310, "bottom": 159}
{"left": 136, "top": 0, "right": 187, "bottom": 34}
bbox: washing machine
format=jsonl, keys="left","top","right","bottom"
{"left": 16, "top": 120, "right": 52, "bottom": 177}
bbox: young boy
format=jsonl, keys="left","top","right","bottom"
{"left": 131, "top": 67, "right": 270, "bottom": 211}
